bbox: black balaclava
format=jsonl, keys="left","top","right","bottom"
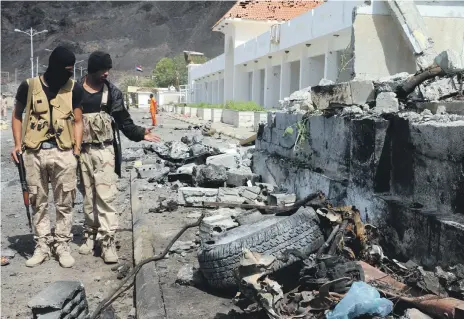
{"left": 87, "top": 51, "right": 112, "bottom": 74}
{"left": 44, "top": 46, "right": 75, "bottom": 91}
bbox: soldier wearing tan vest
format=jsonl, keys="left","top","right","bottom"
{"left": 78, "top": 51, "right": 160, "bottom": 263}
{"left": 11, "top": 46, "right": 84, "bottom": 268}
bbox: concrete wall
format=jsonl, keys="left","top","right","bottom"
{"left": 254, "top": 112, "right": 464, "bottom": 266}
{"left": 353, "top": 13, "right": 464, "bottom": 79}
{"left": 137, "top": 92, "right": 151, "bottom": 108}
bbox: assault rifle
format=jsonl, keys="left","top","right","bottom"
{"left": 16, "top": 152, "right": 33, "bottom": 232}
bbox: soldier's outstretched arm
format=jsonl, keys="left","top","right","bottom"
{"left": 110, "top": 86, "right": 160, "bottom": 142}
{"left": 73, "top": 107, "right": 83, "bottom": 156}
{"left": 11, "top": 104, "right": 23, "bottom": 163}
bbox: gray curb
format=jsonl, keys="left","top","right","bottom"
{"left": 131, "top": 169, "right": 166, "bottom": 319}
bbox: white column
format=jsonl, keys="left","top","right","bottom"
{"left": 216, "top": 78, "right": 220, "bottom": 104}
{"left": 251, "top": 69, "right": 261, "bottom": 105}
{"left": 324, "top": 42, "right": 339, "bottom": 82}
{"left": 209, "top": 80, "right": 214, "bottom": 103}
{"left": 234, "top": 66, "right": 249, "bottom": 101}
{"left": 263, "top": 59, "right": 273, "bottom": 109}
{"left": 299, "top": 47, "right": 310, "bottom": 89}
{"left": 219, "top": 76, "right": 224, "bottom": 104}
{"left": 280, "top": 55, "right": 291, "bottom": 100}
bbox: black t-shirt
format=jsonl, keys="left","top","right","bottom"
{"left": 14, "top": 78, "right": 83, "bottom": 118}
{"left": 81, "top": 86, "right": 104, "bottom": 114}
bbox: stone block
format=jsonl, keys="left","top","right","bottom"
{"left": 280, "top": 126, "right": 298, "bottom": 149}
{"left": 211, "top": 109, "right": 223, "bottom": 123}
{"left": 254, "top": 112, "right": 267, "bottom": 132}
{"left": 372, "top": 92, "right": 399, "bottom": 114}
{"left": 263, "top": 127, "right": 272, "bottom": 142}
{"left": 180, "top": 187, "right": 219, "bottom": 198}
{"left": 416, "top": 101, "right": 464, "bottom": 115}
{"left": 434, "top": 49, "right": 463, "bottom": 73}
{"left": 271, "top": 128, "right": 281, "bottom": 145}
{"left": 193, "top": 164, "right": 227, "bottom": 188}
{"left": 28, "top": 281, "right": 89, "bottom": 319}
{"left": 206, "top": 153, "right": 239, "bottom": 169}
{"left": 373, "top": 72, "right": 410, "bottom": 93}
{"left": 240, "top": 186, "right": 261, "bottom": 201}
{"left": 136, "top": 164, "right": 166, "bottom": 179}
{"left": 218, "top": 187, "right": 245, "bottom": 203}
{"left": 169, "top": 141, "right": 190, "bottom": 160}
{"left": 190, "top": 143, "right": 207, "bottom": 156}
{"left": 268, "top": 193, "right": 296, "bottom": 206}
{"left": 176, "top": 163, "right": 196, "bottom": 175}
{"left": 311, "top": 82, "right": 353, "bottom": 110}
{"left": 350, "top": 80, "right": 375, "bottom": 105}
{"left": 226, "top": 166, "right": 259, "bottom": 187}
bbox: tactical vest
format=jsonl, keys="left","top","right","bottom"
{"left": 82, "top": 83, "right": 114, "bottom": 144}
{"left": 22, "top": 77, "right": 75, "bottom": 150}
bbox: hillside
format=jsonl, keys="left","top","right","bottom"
{"left": 1, "top": 1, "right": 234, "bottom": 82}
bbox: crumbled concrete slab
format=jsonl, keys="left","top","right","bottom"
{"left": 122, "top": 148, "right": 145, "bottom": 162}
{"left": 226, "top": 166, "right": 260, "bottom": 187}
{"left": 169, "top": 141, "right": 190, "bottom": 160}
{"left": 420, "top": 76, "right": 459, "bottom": 101}
{"left": 373, "top": 72, "right": 411, "bottom": 93}
{"left": 416, "top": 101, "right": 464, "bottom": 115}
{"left": 193, "top": 164, "right": 227, "bottom": 188}
{"left": 190, "top": 144, "right": 207, "bottom": 156}
{"left": 240, "top": 186, "right": 261, "bottom": 201}
{"left": 311, "top": 80, "right": 374, "bottom": 110}
{"left": 372, "top": 92, "right": 399, "bottom": 114}
{"left": 206, "top": 153, "right": 239, "bottom": 169}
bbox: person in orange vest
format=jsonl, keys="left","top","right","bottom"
{"left": 149, "top": 94, "right": 157, "bottom": 126}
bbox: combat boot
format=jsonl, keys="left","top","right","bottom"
{"left": 55, "top": 241, "right": 75, "bottom": 268}
{"left": 25, "top": 241, "right": 50, "bottom": 267}
{"left": 79, "top": 231, "right": 95, "bottom": 255}
{"left": 101, "top": 237, "right": 118, "bottom": 264}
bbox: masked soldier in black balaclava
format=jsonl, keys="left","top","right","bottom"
{"left": 11, "top": 46, "right": 84, "bottom": 268}
{"left": 77, "top": 51, "right": 160, "bottom": 264}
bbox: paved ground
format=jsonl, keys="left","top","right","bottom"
{"left": 1, "top": 108, "right": 250, "bottom": 318}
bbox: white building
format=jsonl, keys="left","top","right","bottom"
{"left": 187, "top": 0, "right": 464, "bottom": 109}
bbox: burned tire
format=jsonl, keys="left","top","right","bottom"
{"left": 197, "top": 207, "right": 324, "bottom": 289}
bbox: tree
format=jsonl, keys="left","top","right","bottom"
{"left": 153, "top": 57, "right": 176, "bottom": 88}
{"left": 152, "top": 54, "right": 209, "bottom": 89}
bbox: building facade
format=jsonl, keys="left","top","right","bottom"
{"left": 187, "top": 0, "right": 464, "bottom": 109}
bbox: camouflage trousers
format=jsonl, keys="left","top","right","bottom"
{"left": 24, "top": 148, "right": 77, "bottom": 243}
{"left": 78, "top": 144, "right": 118, "bottom": 239}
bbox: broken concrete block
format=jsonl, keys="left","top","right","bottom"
{"left": 267, "top": 112, "right": 276, "bottom": 128}
{"left": 420, "top": 76, "right": 459, "bottom": 101}
{"left": 242, "top": 159, "right": 252, "bottom": 167}
{"left": 350, "top": 80, "right": 375, "bottom": 105}
{"left": 434, "top": 49, "right": 463, "bottom": 73}
{"left": 193, "top": 164, "right": 227, "bottom": 188}
{"left": 179, "top": 187, "right": 218, "bottom": 206}
{"left": 176, "top": 264, "right": 203, "bottom": 286}
{"left": 169, "top": 141, "right": 190, "bottom": 160}
{"left": 240, "top": 186, "right": 261, "bottom": 201}
{"left": 136, "top": 164, "right": 166, "bottom": 179}
{"left": 226, "top": 166, "right": 260, "bottom": 187}
{"left": 181, "top": 135, "right": 193, "bottom": 145}
{"left": 374, "top": 72, "right": 410, "bottom": 93}
{"left": 28, "top": 281, "right": 89, "bottom": 319}
{"left": 311, "top": 82, "right": 353, "bottom": 110}
{"left": 372, "top": 92, "right": 399, "bottom": 114}
{"left": 150, "top": 142, "right": 170, "bottom": 157}
{"left": 268, "top": 193, "right": 296, "bottom": 206}
{"left": 206, "top": 153, "right": 239, "bottom": 169}
{"left": 190, "top": 143, "right": 207, "bottom": 156}
{"left": 122, "top": 148, "right": 145, "bottom": 162}
{"left": 177, "top": 163, "right": 196, "bottom": 175}
{"left": 218, "top": 187, "right": 245, "bottom": 203}
{"left": 402, "top": 308, "right": 433, "bottom": 319}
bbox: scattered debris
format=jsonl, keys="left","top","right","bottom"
{"left": 193, "top": 164, "right": 227, "bottom": 188}
{"left": 175, "top": 264, "right": 203, "bottom": 286}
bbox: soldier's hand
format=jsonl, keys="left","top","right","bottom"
{"left": 144, "top": 128, "right": 161, "bottom": 142}
{"left": 11, "top": 145, "right": 21, "bottom": 163}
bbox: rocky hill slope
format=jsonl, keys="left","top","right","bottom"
{"left": 1, "top": 1, "right": 233, "bottom": 79}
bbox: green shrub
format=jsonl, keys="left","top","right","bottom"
{"left": 224, "top": 101, "right": 265, "bottom": 112}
